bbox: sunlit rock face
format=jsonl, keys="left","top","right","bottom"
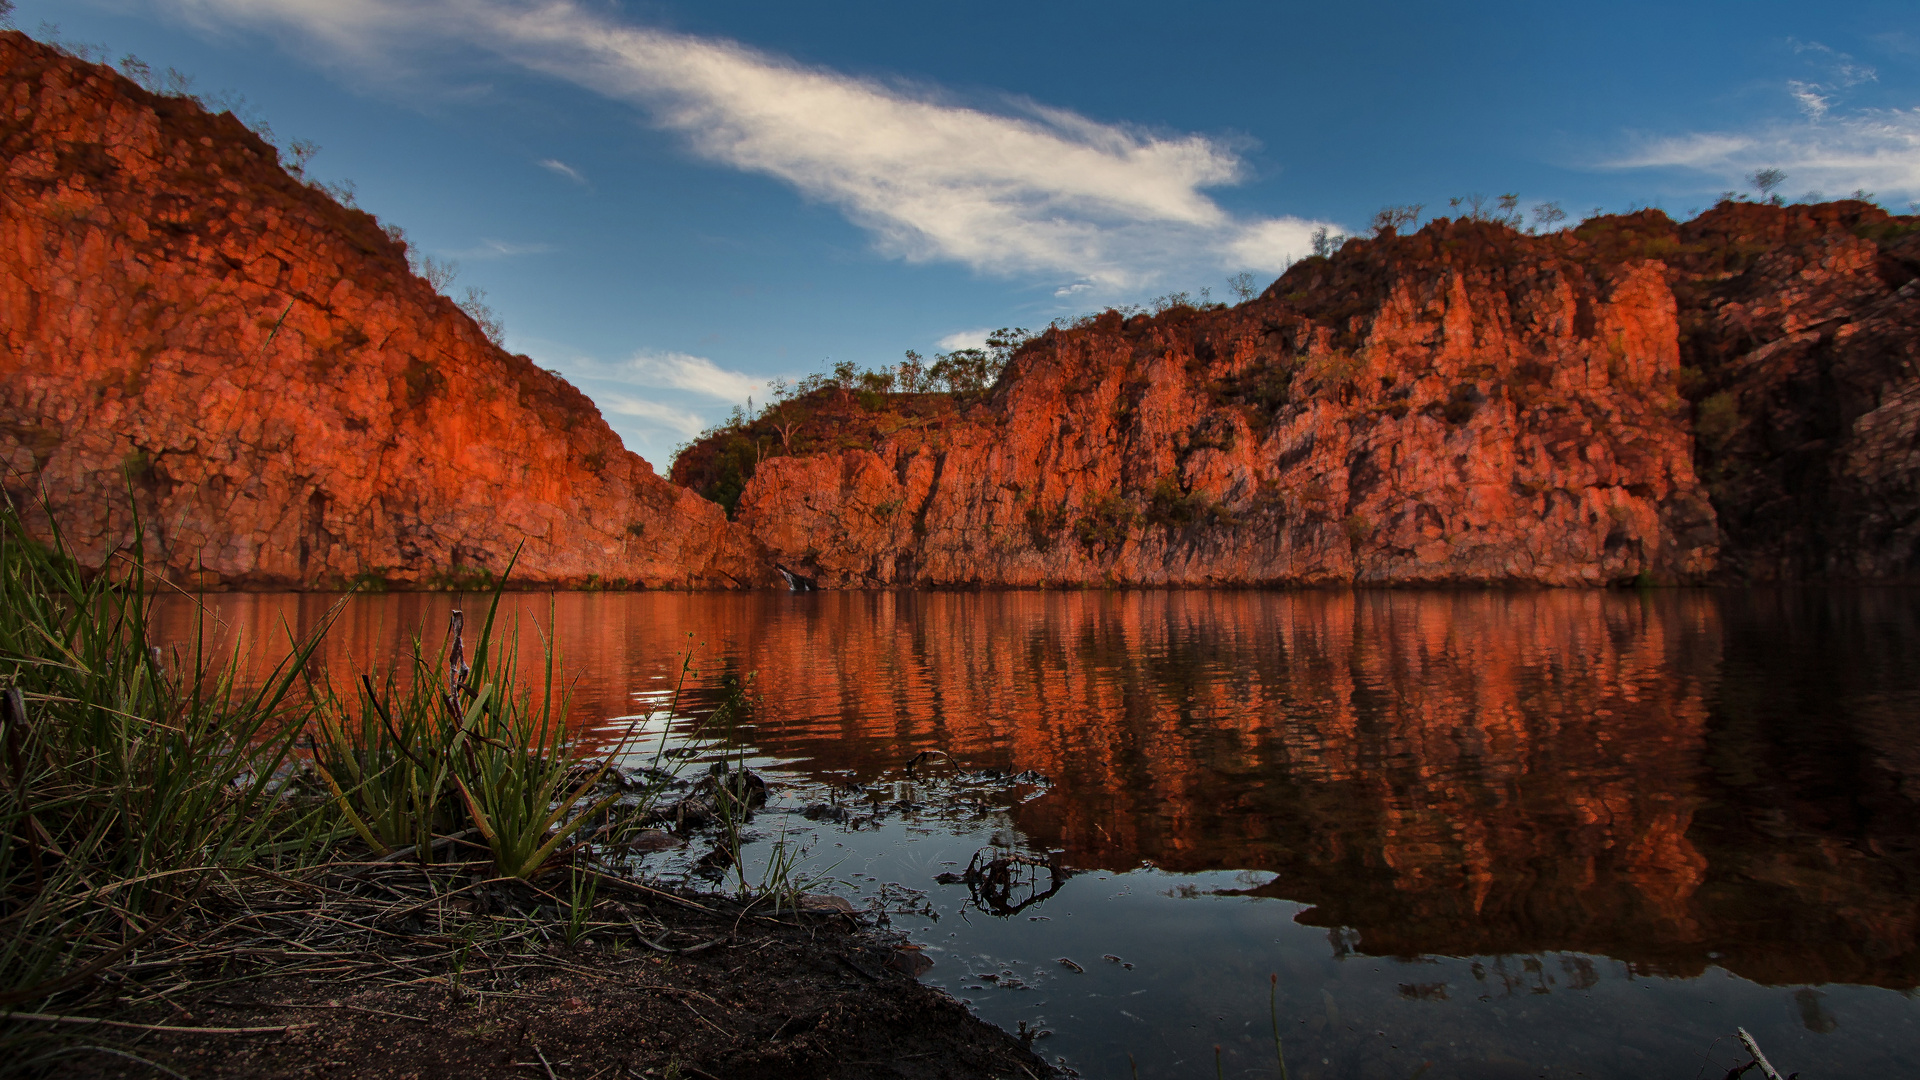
{"left": 725, "top": 206, "right": 1920, "bottom": 586}
{"left": 0, "top": 32, "right": 768, "bottom": 589}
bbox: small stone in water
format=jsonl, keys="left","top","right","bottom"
{"left": 620, "top": 830, "right": 681, "bottom": 853}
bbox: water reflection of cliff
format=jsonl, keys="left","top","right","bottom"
{"left": 165, "top": 588, "right": 1920, "bottom": 989}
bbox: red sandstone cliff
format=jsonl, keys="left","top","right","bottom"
{"left": 685, "top": 205, "right": 1920, "bottom": 586}
{"left": 0, "top": 32, "right": 767, "bottom": 589}
{"left": 11, "top": 27, "right": 1916, "bottom": 592}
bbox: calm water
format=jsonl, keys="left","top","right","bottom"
{"left": 155, "top": 589, "right": 1920, "bottom": 1079}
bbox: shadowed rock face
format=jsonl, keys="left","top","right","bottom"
{"left": 1675, "top": 204, "right": 1920, "bottom": 580}
{"left": 709, "top": 207, "right": 1920, "bottom": 586}
{"left": 0, "top": 32, "right": 767, "bottom": 589}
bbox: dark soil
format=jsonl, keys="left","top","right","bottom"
{"left": 30, "top": 878, "right": 1058, "bottom": 1080}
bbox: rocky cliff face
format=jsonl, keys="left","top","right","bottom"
{"left": 0, "top": 32, "right": 766, "bottom": 589}
{"left": 700, "top": 204, "right": 1920, "bottom": 586}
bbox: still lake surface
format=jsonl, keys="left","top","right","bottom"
{"left": 157, "top": 588, "right": 1920, "bottom": 1079}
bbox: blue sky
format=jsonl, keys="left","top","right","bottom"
{"left": 17, "top": 1, "right": 1920, "bottom": 467}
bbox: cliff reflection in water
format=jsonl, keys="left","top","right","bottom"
{"left": 169, "top": 588, "right": 1920, "bottom": 992}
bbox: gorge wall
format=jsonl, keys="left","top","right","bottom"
{"left": 689, "top": 204, "right": 1920, "bottom": 586}
{"left": 10, "top": 30, "right": 1919, "bottom": 592}
{"left": 0, "top": 32, "right": 768, "bottom": 589}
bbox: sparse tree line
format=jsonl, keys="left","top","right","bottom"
{"left": 693, "top": 268, "right": 1276, "bottom": 452}
{"left": 696, "top": 326, "right": 1040, "bottom": 452}
{"left": 1727, "top": 167, "right": 1895, "bottom": 211}
{"left": 1320, "top": 173, "right": 1915, "bottom": 259}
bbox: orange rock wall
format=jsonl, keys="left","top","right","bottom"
{"left": 732, "top": 207, "right": 1920, "bottom": 586}
{"left": 0, "top": 32, "right": 766, "bottom": 589}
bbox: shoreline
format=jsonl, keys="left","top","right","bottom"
{"left": 19, "top": 869, "right": 1060, "bottom": 1080}
{"left": 141, "top": 577, "right": 1920, "bottom": 595}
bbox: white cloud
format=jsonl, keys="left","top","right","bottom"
{"left": 538, "top": 157, "right": 586, "bottom": 183}
{"left": 517, "top": 338, "right": 759, "bottom": 462}
{"left": 598, "top": 395, "right": 708, "bottom": 437}
{"left": 1053, "top": 282, "right": 1094, "bottom": 298}
{"left": 1787, "top": 80, "right": 1831, "bottom": 120}
{"left": 164, "top": 0, "right": 1335, "bottom": 286}
{"left": 621, "top": 351, "right": 764, "bottom": 401}
{"left": 1612, "top": 107, "right": 1920, "bottom": 201}
{"left": 1611, "top": 46, "right": 1916, "bottom": 202}
{"left": 1222, "top": 218, "right": 1325, "bottom": 274}
{"left": 935, "top": 328, "right": 990, "bottom": 352}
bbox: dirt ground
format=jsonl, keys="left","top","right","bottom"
{"left": 28, "top": 878, "right": 1060, "bottom": 1080}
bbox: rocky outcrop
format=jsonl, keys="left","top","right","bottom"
{"left": 703, "top": 204, "right": 1920, "bottom": 586}
{"left": 0, "top": 32, "right": 766, "bottom": 589}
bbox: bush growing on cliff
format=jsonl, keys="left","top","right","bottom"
{"left": 1025, "top": 503, "right": 1066, "bottom": 552}
{"left": 1073, "top": 493, "right": 1137, "bottom": 552}
{"left": 457, "top": 286, "right": 507, "bottom": 346}
{"left": 1695, "top": 390, "right": 1741, "bottom": 450}
{"left": 1145, "top": 478, "right": 1233, "bottom": 532}
{"left": 1749, "top": 168, "right": 1788, "bottom": 206}
{"left": 376, "top": 225, "right": 506, "bottom": 345}
{"left": 1371, "top": 204, "right": 1424, "bottom": 237}
{"left": 1310, "top": 226, "right": 1349, "bottom": 258}
{"left": 1448, "top": 193, "right": 1524, "bottom": 228}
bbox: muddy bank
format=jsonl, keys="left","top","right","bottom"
{"left": 36, "top": 875, "right": 1058, "bottom": 1080}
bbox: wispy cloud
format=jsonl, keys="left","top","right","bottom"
{"left": 621, "top": 351, "right": 764, "bottom": 401}
{"left": 165, "top": 0, "right": 1332, "bottom": 285}
{"left": 1787, "top": 80, "right": 1832, "bottom": 121}
{"left": 519, "top": 339, "right": 759, "bottom": 463}
{"left": 1612, "top": 108, "right": 1920, "bottom": 201}
{"left": 444, "top": 238, "right": 555, "bottom": 259}
{"left": 1610, "top": 41, "right": 1916, "bottom": 201}
{"left": 1789, "top": 40, "right": 1878, "bottom": 88}
{"left": 538, "top": 157, "right": 586, "bottom": 183}
{"left": 598, "top": 395, "right": 709, "bottom": 437}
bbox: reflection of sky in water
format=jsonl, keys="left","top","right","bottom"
{"left": 156, "top": 589, "right": 1920, "bottom": 1078}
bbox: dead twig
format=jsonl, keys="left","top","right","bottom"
{"left": 1736, "top": 1028, "right": 1785, "bottom": 1080}
{"left": 214, "top": 1000, "right": 429, "bottom": 1023}
{"left": 1, "top": 1011, "right": 315, "bottom": 1034}
{"left": 627, "top": 919, "right": 724, "bottom": 955}
{"left": 529, "top": 1038, "right": 560, "bottom": 1080}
